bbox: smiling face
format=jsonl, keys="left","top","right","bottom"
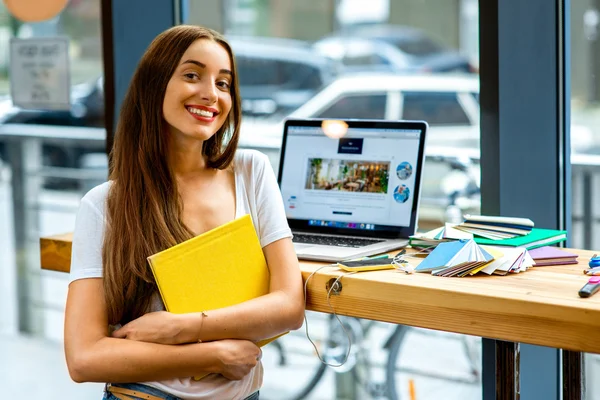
{"left": 162, "top": 38, "right": 233, "bottom": 143}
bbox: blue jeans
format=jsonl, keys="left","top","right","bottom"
{"left": 103, "top": 383, "right": 260, "bottom": 400}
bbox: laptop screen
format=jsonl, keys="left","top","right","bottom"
{"left": 278, "top": 119, "right": 427, "bottom": 239}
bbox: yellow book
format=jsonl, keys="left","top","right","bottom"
{"left": 147, "top": 214, "right": 286, "bottom": 380}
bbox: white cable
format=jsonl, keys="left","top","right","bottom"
{"left": 301, "top": 249, "right": 427, "bottom": 367}
{"left": 303, "top": 265, "right": 355, "bottom": 368}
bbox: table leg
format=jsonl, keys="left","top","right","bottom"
{"left": 496, "top": 341, "right": 520, "bottom": 400}
{"left": 484, "top": 339, "right": 520, "bottom": 400}
{"left": 562, "top": 350, "right": 583, "bottom": 400}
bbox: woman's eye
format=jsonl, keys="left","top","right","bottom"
{"left": 184, "top": 72, "right": 199, "bottom": 80}
{"left": 217, "top": 81, "right": 231, "bottom": 90}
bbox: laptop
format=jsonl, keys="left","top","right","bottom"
{"left": 277, "top": 118, "right": 428, "bottom": 262}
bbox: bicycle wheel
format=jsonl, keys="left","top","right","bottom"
{"left": 386, "top": 327, "right": 482, "bottom": 400}
{"left": 260, "top": 311, "right": 329, "bottom": 400}
{"left": 350, "top": 319, "right": 404, "bottom": 399}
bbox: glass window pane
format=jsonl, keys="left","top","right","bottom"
{"left": 2, "top": 1, "right": 486, "bottom": 398}
{"left": 0, "top": 1, "right": 105, "bottom": 179}
{"left": 402, "top": 92, "right": 471, "bottom": 126}
{"left": 0, "top": 0, "right": 106, "bottom": 344}
{"left": 572, "top": 3, "right": 600, "bottom": 397}
{"left": 316, "top": 94, "right": 387, "bottom": 119}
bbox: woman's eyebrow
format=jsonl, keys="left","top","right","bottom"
{"left": 181, "top": 59, "right": 232, "bottom": 76}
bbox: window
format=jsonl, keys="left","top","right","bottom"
{"left": 571, "top": 5, "right": 600, "bottom": 398}
{"left": 279, "top": 61, "right": 322, "bottom": 89}
{"left": 402, "top": 92, "right": 471, "bottom": 126}
{"left": 343, "top": 52, "right": 390, "bottom": 67}
{"left": 235, "top": 56, "right": 323, "bottom": 89}
{"left": 316, "top": 94, "right": 387, "bottom": 119}
{"left": 235, "top": 56, "right": 280, "bottom": 86}
{"left": 392, "top": 36, "right": 444, "bottom": 56}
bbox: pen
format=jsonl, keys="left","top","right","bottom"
{"left": 347, "top": 254, "right": 390, "bottom": 262}
{"left": 370, "top": 254, "right": 392, "bottom": 260}
{"left": 585, "top": 270, "right": 600, "bottom": 276}
{"left": 394, "top": 249, "right": 407, "bottom": 258}
{"left": 579, "top": 276, "right": 600, "bottom": 298}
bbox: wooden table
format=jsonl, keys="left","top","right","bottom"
{"left": 40, "top": 233, "right": 599, "bottom": 399}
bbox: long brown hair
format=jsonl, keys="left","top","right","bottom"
{"left": 102, "top": 25, "right": 242, "bottom": 325}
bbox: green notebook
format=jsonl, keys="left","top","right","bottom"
{"left": 473, "top": 228, "right": 567, "bottom": 250}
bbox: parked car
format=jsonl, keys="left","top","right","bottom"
{"left": 313, "top": 25, "right": 477, "bottom": 74}
{"left": 229, "top": 36, "right": 339, "bottom": 117}
{"left": 239, "top": 72, "right": 481, "bottom": 152}
{"left": 240, "top": 72, "right": 593, "bottom": 154}
{"left": 0, "top": 36, "right": 340, "bottom": 174}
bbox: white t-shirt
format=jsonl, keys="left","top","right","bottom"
{"left": 69, "top": 149, "right": 293, "bottom": 400}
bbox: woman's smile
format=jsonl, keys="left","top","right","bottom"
{"left": 186, "top": 105, "right": 220, "bottom": 122}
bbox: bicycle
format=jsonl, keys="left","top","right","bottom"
{"left": 261, "top": 311, "right": 481, "bottom": 400}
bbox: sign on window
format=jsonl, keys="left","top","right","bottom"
{"left": 9, "top": 37, "right": 70, "bottom": 111}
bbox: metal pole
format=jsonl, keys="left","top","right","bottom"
{"left": 7, "top": 138, "right": 42, "bottom": 334}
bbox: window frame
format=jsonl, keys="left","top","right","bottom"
{"left": 479, "top": 0, "right": 572, "bottom": 399}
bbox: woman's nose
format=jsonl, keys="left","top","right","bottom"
{"left": 199, "top": 81, "right": 218, "bottom": 104}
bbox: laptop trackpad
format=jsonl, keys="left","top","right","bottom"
{"left": 294, "top": 244, "right": 354, "bottom": 258}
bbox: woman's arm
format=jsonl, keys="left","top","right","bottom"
{"left": 65, "top": 277, "right": 260, "bottom": 383}
{"left": 188, "top": 237, "right": 305, "bottom": 342}
{"left": 114, "top": 237, "right": 304, "bottom": 344}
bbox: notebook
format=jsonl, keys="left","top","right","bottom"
{"left": 147, "top": 214, "right": 285, "bottom": 380}
{"left": 473, "top": 228, "right": 567, "bottom": 250}
{"left": 455, "top": 215, "right": 534, "bottom": 240}
{"left": 278, "top": 118, "right": 428, "bottom": 262}
{"left": 528, "top": 246, "right": 578, "bottom": 266}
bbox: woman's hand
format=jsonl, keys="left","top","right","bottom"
{"left": 112, "top": 311, "right": 191, "bottom": 345}
{"left": 213, "top": 340, "right": 262, "bottom": 380}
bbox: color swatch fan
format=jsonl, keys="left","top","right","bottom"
{"left": 415, "top": 239, "right": 495, "bottom": 276}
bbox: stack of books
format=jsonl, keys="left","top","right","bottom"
{"left": 473, "top": 228, "right": 567, "bottom": 250}
{"left": 455, "top": 215, "right": 534, "bottom": 240}
{"left": 409, "top": 216, "right": 568, "bottom": 256}
{"left": 453, "top": 215, "right": 567, "bottom": 250}
{"left": 528, "top": 246, "right": 578, "bottom": 266}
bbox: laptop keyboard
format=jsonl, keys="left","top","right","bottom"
{"left": 293, "top": 233, "right": 385, "bottom": 248}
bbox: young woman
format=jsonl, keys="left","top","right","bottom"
{"left": 64, "top": 25, "right": 305, "bottom": 400}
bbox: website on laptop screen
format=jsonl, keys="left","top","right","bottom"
{"left": 280, "top": 124, "right": 423, "bottom": 232}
